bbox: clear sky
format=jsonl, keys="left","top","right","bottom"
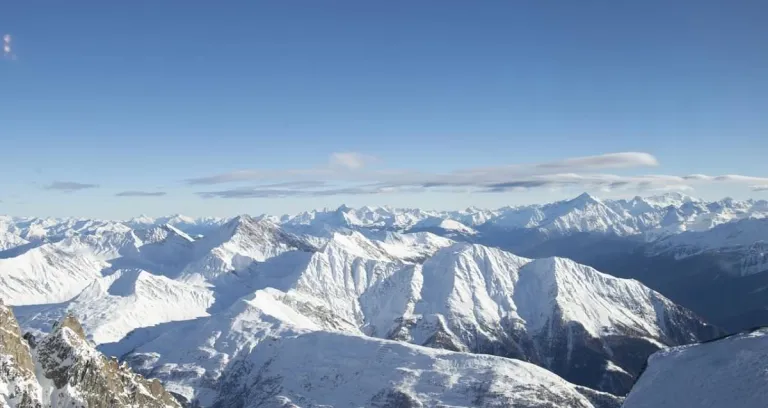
{"left": 1, "top": 1, "right": 767, "bottom": 218}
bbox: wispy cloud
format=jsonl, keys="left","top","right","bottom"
{"left": 198, "top": 185, "right": 423, "bottom": 199}
{"left": 533, "top": 152, "right": 658, "bottom": 170}
{"left": 185, "top": 152, "right": 380, "bottom": 185}
{"left": 188, "top": 151, "right": 768, "bottom": 199}
{"left": 328, "top": 152, "right": 379, "bottom": 170}
{"left": 44, "top": 181, "right": 99, "bottom": 192}
{"left": 186, "top": 151, "right": 659, "bottom": 186}
{"left": 115, "top": 191, "right": 167, "bottom": 197}
{"left": 753, "top": 185, "right": 768, "bottom": 192}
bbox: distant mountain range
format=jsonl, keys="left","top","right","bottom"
{"left": 2, "top": 192, "right": 766, "bottom": 406}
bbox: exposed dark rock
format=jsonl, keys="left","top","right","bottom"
{"left": 0, "top": 299, "right": 42, "bottom": 407}
{"left": 1, "top": 299, "right": 181, "bottom": 408}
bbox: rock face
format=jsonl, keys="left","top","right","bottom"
{"left": 1, "top": 301, "right": 180, "bottom": 408}
{"left": 0, "top": 299, "right": 42, "bottom": 407}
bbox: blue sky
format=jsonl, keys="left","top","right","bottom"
{"left": 1, "top": 1, "right": 766, "bottom": 218}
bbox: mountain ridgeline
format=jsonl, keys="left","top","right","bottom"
{"left": 1, "top": 192, "right": 765, "bottom": 406}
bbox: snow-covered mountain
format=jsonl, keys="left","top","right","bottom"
{"left": 622, "top": 327, "right": 768, "bottom": 408}
{"left": 2, "top": 192, "right": 767, "bottom": 405}
{"left": 0, "top": 300, "right": 180, "bottom": 407}
{"left": 1, "top": 193, "right": 765, "bottom": 249}
{"left": 0, "top": 242, "right": 105, "bottom": 305}
{"left": 220, "top": 234, "right": 718, "bottom": 394}
{"left": 409, "top": 216, "right": 478, "bottom": 238}
{"left": 126, "top": 214, "right": 228, "bottom": 237}
{"left": 103, "top": 290, "right": 623, "bottom": 408}
{"left": 178, "top": 215, "right": 317, "bottom": 282}
{"left": 647, "top": 218, "right": 768, "bottom": 276}
{"left": 15, "top": 268, "right": 214, "bottom": 344}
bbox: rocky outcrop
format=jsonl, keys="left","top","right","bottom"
{"left": 1, "top": 301, "right": 180, "bottom": 408}
{"left": 1, "top": 299, "right": 42, "bottom": 407}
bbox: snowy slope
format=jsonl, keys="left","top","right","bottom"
{"left": 126, "top": 214, "right": 228, "bottom": 237}
{"left": 648, "top": 218, "right": 768, "bottom": 277}
{"left": 411, "top": 216, "right": 478, "bottom": 235}
{"left": 623, "top": 328, "right": 768, "bottom": 408}
{"left": 400, "top": 244, "right": 717, "bottom": 393}
{"left": 538, "top": 193, "right": 635, "bottom": 235}
{"left": 283, "top": 205, "right": 441, "bottom": 232}
{"left": 375, "top": 231, "right": 454, "bottom": 261}
{"left": 173, "top": 233, "right": 716, "bottom": 395}
{"left": 0, "top": 243, "right": 105, "bottom": 305}
{"left": 650, "top": 218, "right": 768, "bottom": 256}
{"left": 14, "top": 269, "right": 214, "bottom": 344}
{"left": 0, "top": 219, "right": 28, "bottom": 252}
{"left": 179, "top": 215, "right": 316, "bottom": 282}
{"left": 446, "top": 206, "right": 500, "bottom": 226}
{"left": 107, "top": 290, "right": 622, "bottom": 408}
{"left": 2, "top": 192, "right": 765, "bottom": 404}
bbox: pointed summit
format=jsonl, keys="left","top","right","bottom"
{"left": 570, "top": 192, "right": 602, "bottom": 205}
{"left": 335, "top": 204, "right": 352, "bottom": 212}
{"left": 52, "top": 312, "right": 87, "bottom": 340}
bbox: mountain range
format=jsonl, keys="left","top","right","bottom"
{"left": 1, "top": 192, "right": 766, "bottom": 406}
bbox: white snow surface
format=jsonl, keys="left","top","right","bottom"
{"left": 0, "top": 243, "right": 105, "bottom": 305}
{"left": 412, "top": 216, "right": 478, "bottom": 235}
{"left": 105, "top": 289, "right": 614, "bottom": 408}
{"left": 623, "top": 328, "right": 768, "bottom": 408}
{"left": 1, "top": 192, "right": 763, "bottom": 405}
{"left": 15, "top": 269, "right": 214, "bottom": 344}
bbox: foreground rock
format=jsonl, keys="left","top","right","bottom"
{"left": 0, "top": 299, "right": 41, "bottom": 407}
{"left": 0, "top": 300, "right": 180, "bottom": 408}
{"left": 623, "top": 327, "right": 768, "bottom": 408}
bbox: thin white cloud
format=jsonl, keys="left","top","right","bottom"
{"left": 115, "top": 191, "right": 167, "bottom": 197}
{"left": 536, "top": 152, "right": 659, "bottom": 170}
{"left": 188, "top": 150, "right": 767, "bottom": 199}
{"left": 186, "top": 151, "right": 660, "bottom": 186}
{"left": 197, "top": 172, "right": 768, "bottom": 199}
{"left": 198, "top": 185, "right": 425, "bottom": 199}
{"left": 328, "top": 152, "right": 379, "bottom": 170}
{"left": 44, "top": 181, "right": 99, "bottom": 192}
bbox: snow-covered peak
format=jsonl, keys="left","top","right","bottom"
{"left": 15, "top": 268, "right": 214, "bottom": 344}
{"left": 571, "top": 192, "right": 603, "bottom": 206}
{"left": 537, "top": 193, "right": 631, "bottom": 235}
{"left": 104, "top": 287, "right": 623, "bottom": 408}
{"left": 412, "top": 216, "right": 477, "bottom": 234}
{"left": 376, "top": 231, "right": 454, "bottom": 261}
{"left": 0, "top": 242, "right": 105, "bottom": 305}
{"left": 179, "top": 215, "right": 315, "bottom": 282}
{"left": 517, "top": 257, "right": 670, "bottom": 337}
{"left": 320, "top": 231, "right": 393, "bottom": 261}
{"left": 621, "top": 196, "right": 657, "bottom": 216}
{"left": 644, "top": 192, "right": 700, "bottom": 208}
